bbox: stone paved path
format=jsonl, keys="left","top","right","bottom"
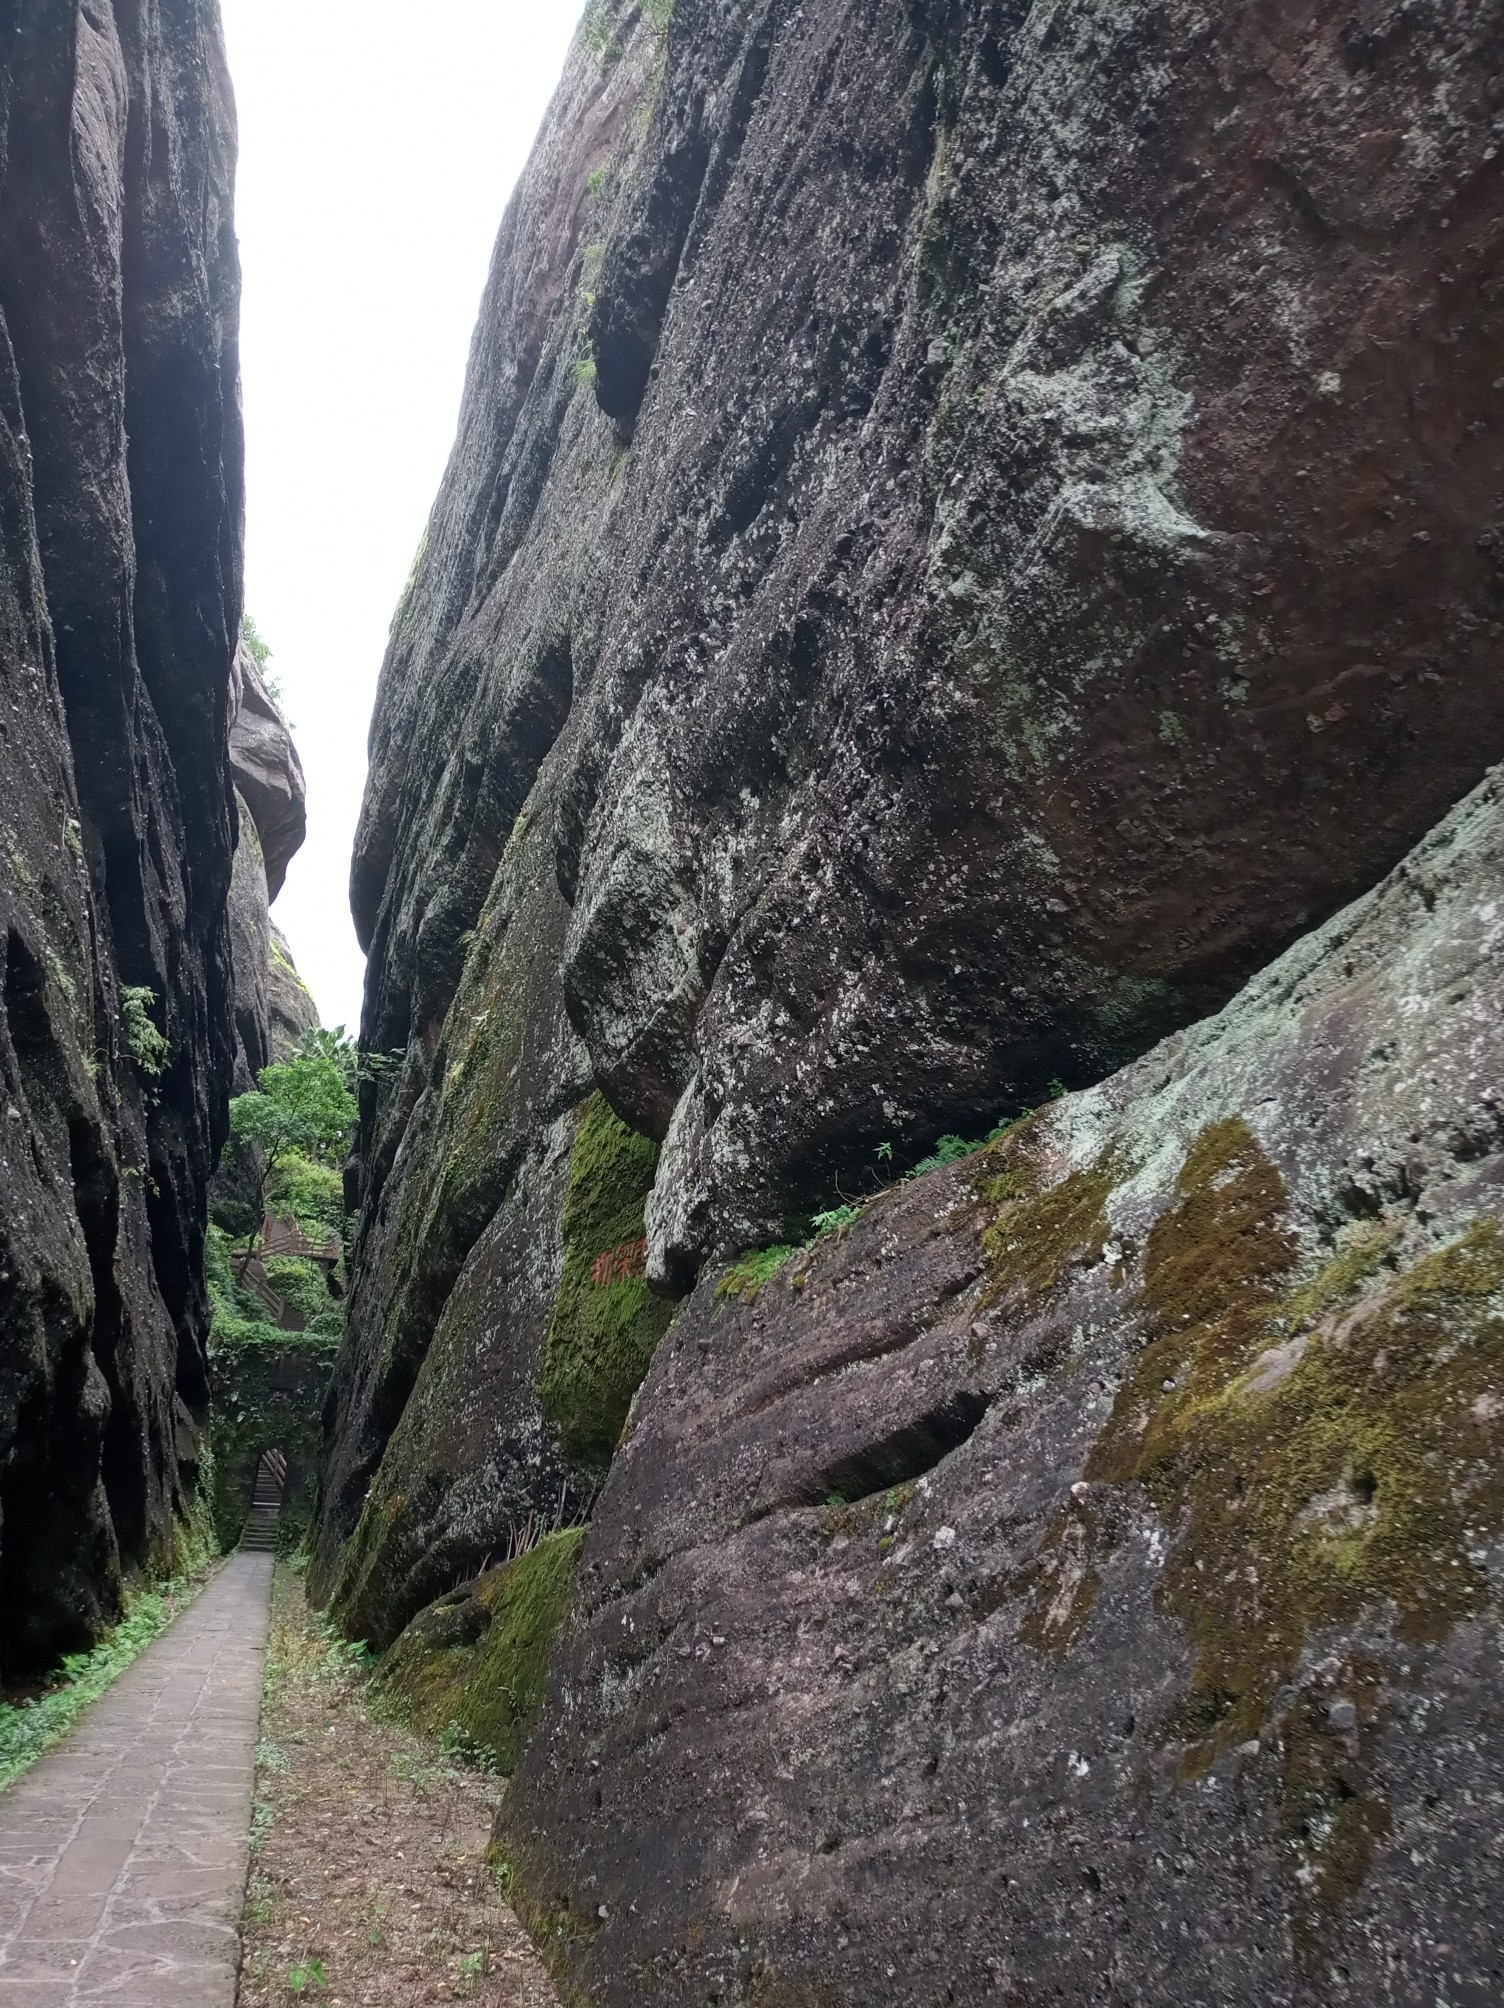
{"left": 0, "top": 1553, "right": 272, "bottom": 2006}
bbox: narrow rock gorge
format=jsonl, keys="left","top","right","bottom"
{"left": 3, "top": 0, "right": 1501, "bottom": 1999}
{"left": 312, "top": 0, "right": 1504, "bottom": 1998}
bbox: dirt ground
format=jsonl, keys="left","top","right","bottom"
{"left": 236, "top": 1566, "right": 559, "bottom": 2008}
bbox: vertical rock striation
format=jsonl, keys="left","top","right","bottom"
{"left": 0, "top": 0, "right": 243, "bottom": 1671}
{"left": 224, "top": 640, "right": 312, "bottom": 1090}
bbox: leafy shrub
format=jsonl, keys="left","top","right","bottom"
{"left": 241, "top": 612, "right": 288, "bottom": 712}
{"left": 264, "top": 1255, "right": 334, "bottom": 1324}
{"left": 906, "top": 1114, "right": 1030, "bottom": 1181}
{"left": 716, "top": 1242, "right": 806, "bottom": 1304}
{"left": 119, "top": 985, "right": 168, "bottom": 1077}
{"left": 227, "top": 1048, "right": 356, "bottom": 1271}
{"left": 269, "top": 1153, "right": 344, "bottom": 1243}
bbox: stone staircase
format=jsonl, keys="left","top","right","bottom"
{"left": 240, "top": 1447, "right": 287, "bottom": 1553}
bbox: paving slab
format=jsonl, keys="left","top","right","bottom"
{"left": 0, "top": 1554, "right": 271, "bottom": 2006}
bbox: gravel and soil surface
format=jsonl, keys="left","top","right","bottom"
{"left": 236, "top": 1567, "right": 556, "bottom": 2008}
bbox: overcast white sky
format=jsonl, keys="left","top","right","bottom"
{"left": 223, "top": 0, "right": 585, "bottom": 1032}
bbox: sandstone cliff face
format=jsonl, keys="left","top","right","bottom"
{"left": 501, "top": 765, "right": 1504, "bottom": 2005}
{"left": 267, "top": 925, "right": 318, "bottom": 1060}
{"left": 321, "top": 0, "right": 1504, "bottom": 1639}
{"left": 0, "top": 0, "right": 243, "bottom": 1671}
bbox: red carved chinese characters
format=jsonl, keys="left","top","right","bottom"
{"left": 591, "top": 1237, "right": 647, "bottom": 1286}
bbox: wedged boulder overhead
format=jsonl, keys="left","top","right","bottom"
{"left": 223, "top": 659, "right": 312, "bottom": 1090}
{"left": 230, "top": 638, "right": 307, "bottom": 903}
{"left": 502, "top": 766, "right": 1504, "bottom": 2007}
{"left": 321, "top": 0, "right": 1504, "bottom": 1687}
{"left": 225, "top": 790, "right": 273, "bottom": 1094}
{"left": 0, "top": 0, "right": 243, "bottom": 1670}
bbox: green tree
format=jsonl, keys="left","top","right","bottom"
{"left": 290, "top": 1023, "right": 399, "bottom": 1093}
{"left": 227, "top": 1048, "right": 357, "bottom": 1274}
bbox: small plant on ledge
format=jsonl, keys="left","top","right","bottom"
{"left": 119, "top": 984, "right": 169, "bottom": 1078}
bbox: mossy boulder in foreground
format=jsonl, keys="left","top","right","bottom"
{"left": 500, "top": 768, "right": 1504, "bottom": 2006}
{"left": 374, "top": 1528, "right": 585, "bottom": 1774}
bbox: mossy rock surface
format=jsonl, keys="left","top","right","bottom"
{"left": 539, "top": 1093, "right": 673, "bottom": 1471}
{"left": 499, "top": 772, "right": 1504, "bottom": 2008}
{"left": 376, "top": 1527, "right": 586, "bottom": 1775}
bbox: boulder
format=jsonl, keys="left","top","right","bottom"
{"left": 502, "top": 764, "right": 1504, "bottom": 2006}
{"left": 268, "top": 924, "right": 319, "bottom": 1060}
{"left": 318, "top": 0, "right": 1504, "bottom": 1680}
{"left": 225, "top": 791, "right": 273, "bottom": 1094}
{"left": 230, "top": 639, "right": 307, "bottom": 903}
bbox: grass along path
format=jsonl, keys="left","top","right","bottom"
{"left": 238, "top": 1564, "right": 557, "bottom": 2008}
{"left": 0, "top": 1554, "right": 220, "bottom": 1793}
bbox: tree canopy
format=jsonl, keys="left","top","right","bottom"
{"left": 229, "top": 1048, "right": 357, "bottom": 1170}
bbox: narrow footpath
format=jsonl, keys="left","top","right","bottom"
{"left": 0, "top": 1552, "right": 271, "bottom": 2006}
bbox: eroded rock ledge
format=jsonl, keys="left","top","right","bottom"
{"left": 320, "top": 0, "right": 1504, "bottom": 1993}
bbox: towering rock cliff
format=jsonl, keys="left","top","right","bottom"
{"left": 0, "top": 0, "right": 243, "bottom": 1672}
{"left": 324, "top": 0, "right": 1504, "bottom": 1996}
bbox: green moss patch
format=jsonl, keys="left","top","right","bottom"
{"left": 1076, "top": 1118, "right": 1504, "bottom": 1776}
{"left": 974, "top": 1116, "right": 1124, "bottom": 1308}
{"left": 539, "top": 1095, "right": 672, "bottom": 1471}
{"left": 989, "top": 1111, "right": 1504, "bottom": 1945}
{"left": 715, "top": 1243, "right": 806, "bottom": 1305}
{"left": 376, "top": 1528, "right": 586, "bottom": 1775}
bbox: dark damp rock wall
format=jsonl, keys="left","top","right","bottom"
{"left": 0, "top": 0, "right": 242, "bottom": 1673}
{"left": 320, "top": 0, "right": 1503, "bottom": 1638}
{"left": 501, "top": 766, "right": 1504, "bottom": 2008}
